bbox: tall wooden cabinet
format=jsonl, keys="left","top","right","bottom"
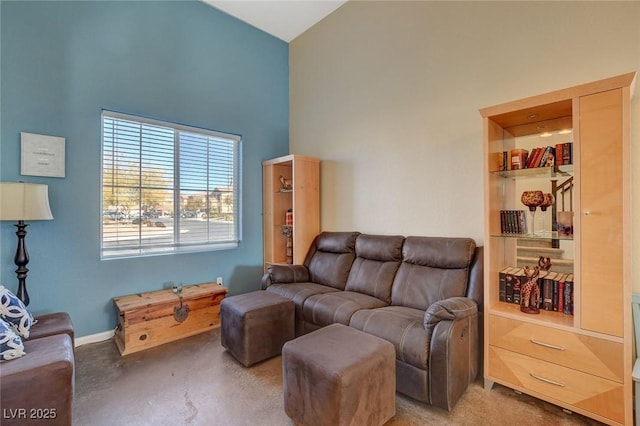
{"left": 480, "top": 73, "right": 635, "bottom": 425}
{"left": 262, "top": 154, "right": 320, "bottom": 272}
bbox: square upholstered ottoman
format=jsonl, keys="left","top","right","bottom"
{"left": 220, "top": 290, "right": 294, "bottom": 367}
{"left": 282, "top": 323, "right": 396, "bottom": 426}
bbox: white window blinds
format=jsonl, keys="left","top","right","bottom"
{"left": 101, "top": 110, "right": 241, "bottom": 259}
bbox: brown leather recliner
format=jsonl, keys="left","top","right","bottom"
{"left": 1, "top": 312, "right": 75, "bottom": 425}
{"left": 262, "top": 232, "right": 483, "bottom": 411}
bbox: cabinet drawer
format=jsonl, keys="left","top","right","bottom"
{"left": 488, "top": 346, "right": 624, "bottom": 424}
{"left": 488, "top": 315, "right": 623, "bottom": 382}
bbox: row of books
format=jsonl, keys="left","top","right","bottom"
{"left": 500, "top": 210, "right": 527, "bottom": 234}
{"left": 499, "top": 266, "right": 574, "bottom": 315}
{"left": 497, "top": 142, "right": 573, "bottom": 171}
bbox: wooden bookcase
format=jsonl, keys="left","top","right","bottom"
{"left": 480, "top": 73, "right": 635, "bottom": 425}
{"left": 262, "top": 154, "right": 319, "bottom": 272}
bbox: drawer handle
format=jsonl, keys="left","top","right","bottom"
{"left": 530, "top": 339, "right": 566, "bottom": 351}
{"left": 530, "top": 373, "right": 565, "bottom": 387}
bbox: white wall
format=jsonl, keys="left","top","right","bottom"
{"left": 290, "top": 1, "right": 639, "bottom": 287}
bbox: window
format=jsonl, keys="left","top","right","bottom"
{"left": 101, "top": 110, "right": 241, "bottom": 259}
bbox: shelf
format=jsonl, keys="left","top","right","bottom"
{"left": 491, "top": 164, "right": 573, "bottom": 179}
{"left": 263, "top": 155, "right": 319, "bottom": 271}
{"left": 490, "top": 231, "right": 573, "bottom": 241}
{"left": 489, "top": 302, "right": 574, "bottom": 329}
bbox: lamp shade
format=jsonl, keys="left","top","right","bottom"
{"left": 0, "top": 182, "right": 53, "bottom": 221}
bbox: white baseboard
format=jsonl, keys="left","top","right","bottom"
{"left": 75, "top": 329, "right": 115, "bottom": 348}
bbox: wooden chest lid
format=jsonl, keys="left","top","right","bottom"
{"left": 114, "top": 283, "right": 227, "bottom": 312}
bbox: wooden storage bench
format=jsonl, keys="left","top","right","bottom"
{"left": 114, "top": 283, "right": 228, "bottom": 355}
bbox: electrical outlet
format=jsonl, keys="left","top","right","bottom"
{"left": 216, "top": 276, "right": 223, "bottom": 285}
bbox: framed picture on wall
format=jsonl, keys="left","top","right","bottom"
{"left": 20, "top": 132, "right": 66, "bottom": 178}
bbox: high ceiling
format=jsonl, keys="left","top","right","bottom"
{"left": 204, "top": 0, "right": 347, "bottom": 42}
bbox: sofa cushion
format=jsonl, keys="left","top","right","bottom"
{"left": 0, "top": 286, "right": 35, "bottom": 339}
{"left": 315, "top": 231, "right": 358, "bottom": 253}
{"left": 267, "top": 264, "right": 310, "bottom": 284}
{"left": 266, "top": 282, "right": 339, "bottom": 320}
{"left": 302, "top": 291, "right": 388, "bottom": 328}
{"left": 352, "top": 234, "right": 404, "bottom": 262}
{"left": 306, "top": 232, "right": 359, "bottom": 290}
{"left": 350, "top": 306, "right": 430, "bottom": 369}
{"left": 0, "top": 319, "right": 25, "bottom": 361}
{"left": 391, "top": 237, "right": 476, "bottom": 311}
{"left": 345, "top": 234, "right": 404, "bottom": 303}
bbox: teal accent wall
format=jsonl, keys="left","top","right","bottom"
{"left": 0, "top": 1, "right": 289, "bottom": 336}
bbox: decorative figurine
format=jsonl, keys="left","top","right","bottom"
{"left": 279, "top": 175, "right": 292, "bottom": 191}
{"left": 520, "top": 266, "right": 541, "bottom": 314}
{"left": 171, "top": 283, "right": 189, "bottom": 322}
{"left": 538, "top": 256, "right": 552, "bottom": 271}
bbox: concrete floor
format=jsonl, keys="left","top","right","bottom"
{"left": 73, "top": 328, "right": 602, "bottom": 425}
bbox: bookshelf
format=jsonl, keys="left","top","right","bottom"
{"left": 480, "top": 73, "right": 635, "bottom": 425}
{"left": 262, "top": 154, "right": 319, "bottom": 272}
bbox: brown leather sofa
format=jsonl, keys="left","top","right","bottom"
{"left": 262, "top": 232, "right": 483, "bottom": 411}
{"left": 1, "top": 312, "right": 75, "bottom": 425}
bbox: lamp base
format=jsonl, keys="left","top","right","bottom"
{"left": 14, "top": 221, "right": 30, "bottom": 306}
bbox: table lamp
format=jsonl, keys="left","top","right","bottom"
{"left": 0, "top": 182, "right": 53, "bottom": 305}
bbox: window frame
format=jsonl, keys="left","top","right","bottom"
{"left": 100, "top": 110, "right": 242, "bottom": 260}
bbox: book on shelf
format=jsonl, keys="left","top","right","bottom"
{"left": 563, "top": 274, "right": 574, "bottom": 314}
{"left": 500, "top": 210, "right": 527, "bottom": 234}
{"left": 504, "top": 268, "right": 518, "bottom": 303}
{"left": 555, "top": 144, "right": 564, "bottom": 166}
{"left": 538, "top": 146, "right": 555, "bottom": 168}
{"left": 530, "top": 147, "right": 546, "bottom": 168}
{"left": 524, "top": 147, "right": 540, "bottom": 168}
{"left": 554, "top": 142, "right": 574, "bottom": 166}
{"left": 563, "top": 142, "right": 573, "bottom": 165}
{"left": 542, "top": 271, "right": 557, "bottom": 311}
{"left": 552, "top": 274, "right": 559, "bottom": 311}
{"left": 511, "top": 268, "right": 523, "bottom": 305}
{"left": 496, "top": 143, "right": 572, "bottom": 172}
{"left": 536, "top": 270, "right": 548, "bottom": 308}
{"left": 498, "top": 266, "right": 513, "bottom": 302}
{"left": 509, "top": 149, "right": 528, "bottom": 170}
{"left": 497, "top": 151, "right": 507, "bottom": 171}
{"left": 556, "top": 273, "right": 566, "bottom": 313}
{"left": 496, "top": 267, "right": 573, "bottom": 315}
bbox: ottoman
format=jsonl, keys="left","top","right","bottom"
{"left": 282, "top": 323, "right": 396, "bottom": 426}
{"left": 220, "top": 290, "right": 294, "bottom": 367}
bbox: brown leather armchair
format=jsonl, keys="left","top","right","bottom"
{"left": 1, "top": 312, "right": 74, "bottom": 425}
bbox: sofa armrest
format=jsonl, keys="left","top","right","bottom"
{"left": 27, "top": 312, "right": 74, "bottom": 345}
{"left": 423, "top": 297, "right": 477, "bottom": 333}
{"left": 1, "top": 334, "right": 74, "bottom": 425}
{"left": 425, "top": 297, "right": 479, "bottom": 411}
{"left": 261, "top": 264, "right": 310, "bottom": 289}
